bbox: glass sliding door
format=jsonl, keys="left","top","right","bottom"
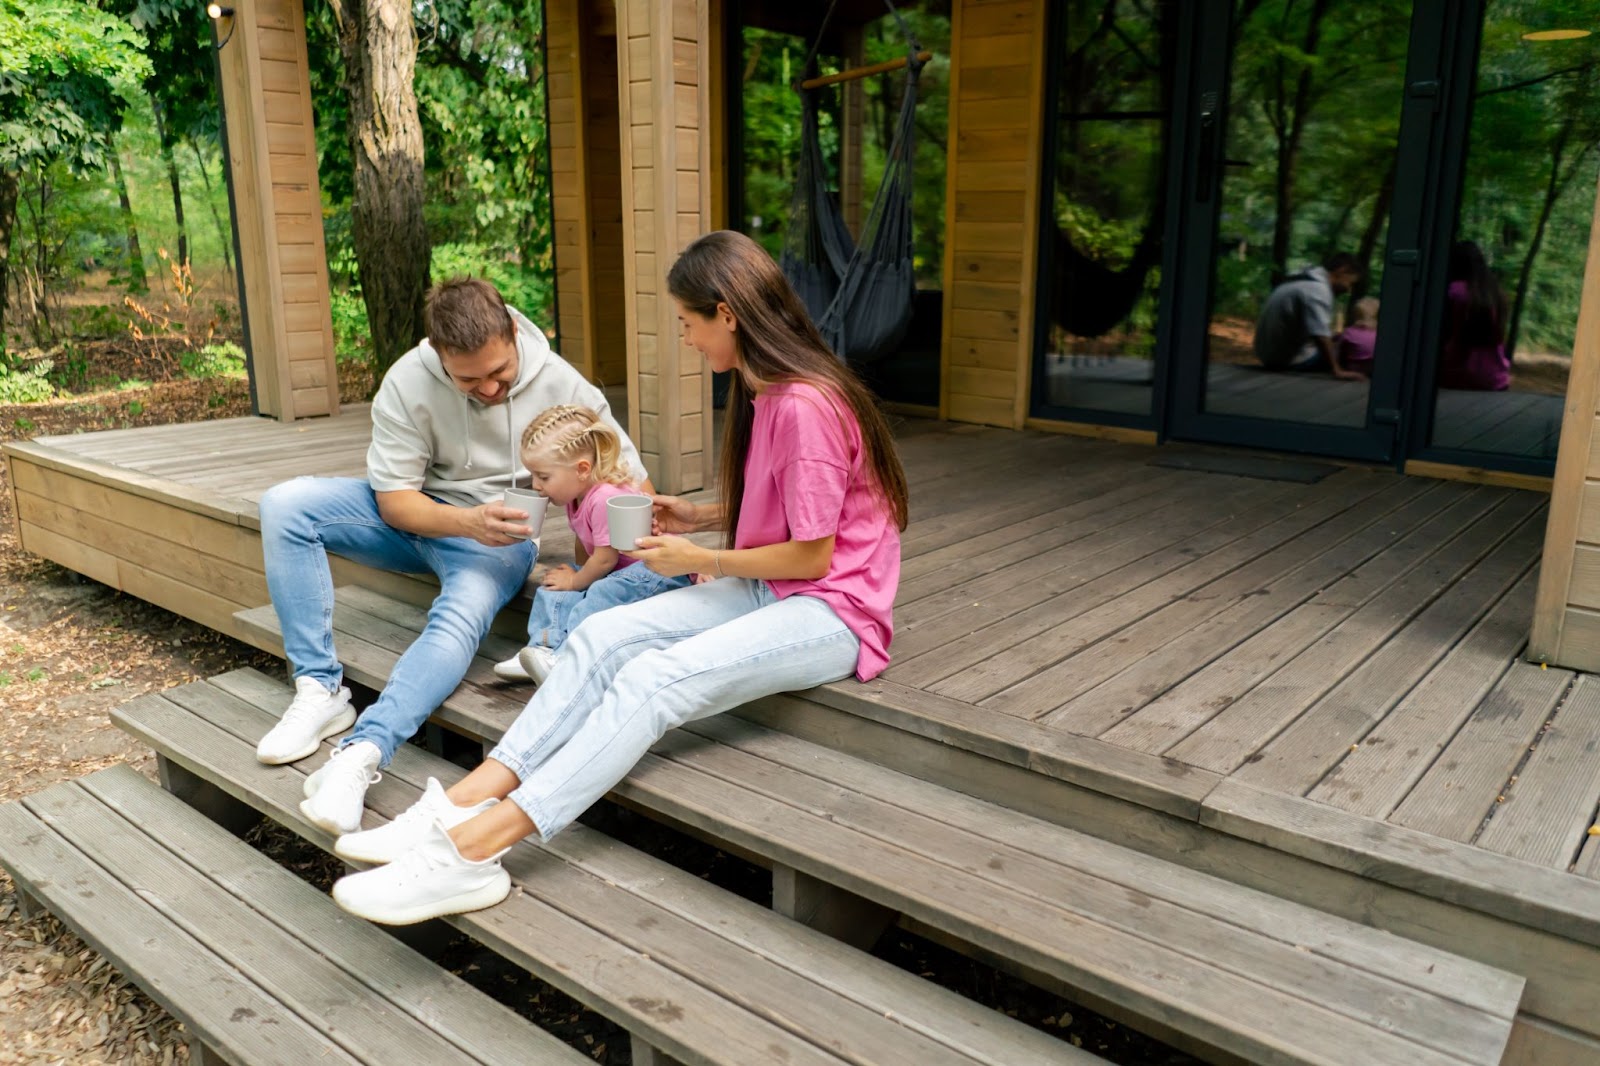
{"left": 1420, "top": 4, "right": 1600, "bottom": 469}
{"left": 1167, "top": 0, "right": 1451, "bottom": 462}
{"left": 1031, "top": 0, "right": 1179, "bottom": 424}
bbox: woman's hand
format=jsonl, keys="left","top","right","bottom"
{"left": 628, "top": 535, "right": 710, "bottom": 578}
{"left": 651, "top": 495, "right": 702, "bottom": 535}
{"left": 541, "top": 564, "right": 580, "bottom": 591}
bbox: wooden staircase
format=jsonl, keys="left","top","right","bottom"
{"left": 119, "top": 584, "right": 1521, "bottom": 1066}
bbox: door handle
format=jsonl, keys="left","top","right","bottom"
{"left": 1196, "top": 112, "right": 1217, "bottom": 202}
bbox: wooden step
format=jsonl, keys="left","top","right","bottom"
{"left": 113, "top": 670, "right": 1101, "bottom": 1066}
{"left": 233, "top": 592, "right": 1526, "bottom": 1066}
{"left": 0, "top": 765, "right": 588, "bottom": 1066}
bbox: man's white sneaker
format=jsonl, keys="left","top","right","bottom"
{"left": 299, "top": 740, "right": 381, "bottom": 835}
{"left": 518, "top": 645, "right": 557, "bottom": 685}
{"left": 334, "top": 777, "right": 498, "bottom": 865}
{"left": 332, "top": 820, "right": 510, "bottom": 925}
{"left": 491, "top": 654, "right": 532, "bottom": 682}
{"left": 255, "top": 677, "right": 355, "bottom": 764}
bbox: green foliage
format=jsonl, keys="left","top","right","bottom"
{"left": 0, "top": 0, "right": 151, "bottom": 175}
{"left": 329, "top": 290, "right": 370, "bottom": 366}
{"left": 431, "top": 242, "right": 552, "bottom": 320}
{"left": 0, "top": 359, "right": 55, "bottom": 403}
{"left": 179, "top": 340, "right": 245, "bottom": 379}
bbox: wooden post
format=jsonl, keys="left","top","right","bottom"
{"left": 157, "top": 755, "right": 261, "bottom": 838}
{"left": 772, "top": 864, "right": 896, "bottom": 951}
{"left": 629, "top": 1035, "right": 687, "bottom": 1066}
{"left": 212, "top": 0, "right": 340, "bottom": 421}
{"left": 616, "top": 0, "right": 717, "bottom": 494}
{"left": 937, "top": 0, "right": 1049, "bottom": 429}
{"left": 547, "top": 0, "right": 627, "bottom": 390}
{"left": 839, "top": 27, "right": 866, "bottom": 237}
{"left": 1529, "top": 172, "right": 1600, "bottom": 670}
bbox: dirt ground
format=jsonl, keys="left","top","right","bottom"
{"left": 0, "top": 371, "right": 1195, "bottom": 1065}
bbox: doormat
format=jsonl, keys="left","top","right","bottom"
{"left": 1150, "top": 452, "right": 1340, "bottom": 484}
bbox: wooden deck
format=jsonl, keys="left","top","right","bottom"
{"left": 11, "top": 409, "right": 1600, "bottom": 1058}
{"left": 1045, "top": 355, "right": 1564, "bottom": 457}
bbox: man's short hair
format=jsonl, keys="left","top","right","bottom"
{"left": 425, "top": 277, "right": 515, "bottom": 355}
{"left": 1323, "top": 251, "right": 1364, "bottom": 278}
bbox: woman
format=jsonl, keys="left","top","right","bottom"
{"left": 328, "top": 231, "right": 910, "bottom": 924}
{"left": 1438, "top": 240, "right": 1511, "bottom": 391}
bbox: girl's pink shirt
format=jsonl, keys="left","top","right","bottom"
{"left": 734, "top": 381, "right": 900, "bottom": 680}
{"left": 567, "top": 481, "right": 641, "bottom": 570}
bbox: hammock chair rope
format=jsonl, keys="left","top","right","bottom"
{"left": 779, "top": 0, "right": 925, "bottom": 364}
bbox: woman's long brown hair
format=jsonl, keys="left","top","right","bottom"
{"left": 666, "top": 230, "right": 910, "bottom": 547}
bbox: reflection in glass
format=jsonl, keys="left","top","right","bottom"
{"left": 1037, "top": 1, "right": 1172, "bottom": 417}
{"left": 1203, "top": 1, "right": 1411, "bottom": 428}
{"left": 1430, "top": 5, "right": 1600, "bottom": 460}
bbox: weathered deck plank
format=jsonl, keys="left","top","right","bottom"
{"left": 1474, "top": 676, "right": 1600, "bottom": 868}
{"left": 1309, "top": 570, "right": 1537, "bottom": 819}
{"left": 1389, "top": 663, "right": 1573, "bottom": 842}
{"left": 1101, "top": 488, "right": 1518, "bottom": 753}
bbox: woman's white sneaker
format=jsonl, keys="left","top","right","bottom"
{"left": 334, "top": 778, "right": 498, "bottom": 865}
{"left": 299, "top": 740, "right": 382, "bottom": 835}
{"left": 255, "top": 677, "right": 355, "bottom": 764}
{"left": 332, "top": 821, "right": 511, "bottom": 925}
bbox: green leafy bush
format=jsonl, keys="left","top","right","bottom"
{"left": 329, "top": 290, "right": 370, "bottom": 366}
{"left": 179, "top": 341, "right": 247, "bottom": 378}
{"left": 430, "top": 243, "right": 553, "bottom": 322}
{"left": 0, "top": 362, "right": 57, "bottom": 404}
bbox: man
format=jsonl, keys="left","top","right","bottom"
{"left": 1252, "top": 251, "right": 1366, "bottom": 380}
{"left": 253, "top": 278, "right": 647, "bottom": 834}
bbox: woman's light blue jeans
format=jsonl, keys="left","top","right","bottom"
{"left": 527, "top": 565, "right": 692, "bottom": 650}
{"left": 258, "top": 477, "right": 535, "bottom": 765}
{"left": 488, "top": 577, "right": 860, "bottom": 840}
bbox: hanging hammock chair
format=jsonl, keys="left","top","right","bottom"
{"left": 779, "top": 0, "right": 926, "bottom": 364}
{"left": 1048, "top": 213, "right": 1164, "bottom": 339}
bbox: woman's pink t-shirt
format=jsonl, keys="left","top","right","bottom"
{"left": 734, "top": 381, "right": 900, "bottom": 680}
{"left": 567, "top": 481, "right": 641, "bottom": 570}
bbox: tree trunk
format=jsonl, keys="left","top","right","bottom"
{"left": 1507, "top": 126, "right": 1585, "bottom": 361}
{"left": 109, "top": 148, "right": 148, "bottom": 293}
{"left": 1349, "top": 154, "right": 1396, "bottom": 306}
{"left": 0, "top": 168, "right": 16, "bottom": 354}
{"left": 150, "top": 95, "right": 189, "bottom": 267}
{"left": 328, "top": 0, "right": 429, "bottom": 388}
{"left": 189, "top": 138, "right": 234, "bottom": 277}
{"left": 1270, "top": 0, "right": 1332, "bottom": 278}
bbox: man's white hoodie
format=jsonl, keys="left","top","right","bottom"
{"left": 366, "top": 306, "right": 645, "bottom": 508}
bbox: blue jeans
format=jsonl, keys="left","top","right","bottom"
{"left": 527, "top": 565, "right": 692, "bottom": 650}
{"left": 258, "top": 477, "right": 535, "bottom": 764}
{"left": 488, "top": 578, "right": 860, "bottom": 839}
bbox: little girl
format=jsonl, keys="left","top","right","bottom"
{"left": 493, "top": 404, "right": 691, "bottom": 683}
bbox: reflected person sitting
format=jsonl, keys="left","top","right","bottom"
{"left": 1252, "top": 251, "right": 1366, "bottom": 381}
{"left": 1335, "top": 297, "right": 1379, "bottom": 381}
{"left": 1438, "top": 240, "right": 1510, "bottom": 392}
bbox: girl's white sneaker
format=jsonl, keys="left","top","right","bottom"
{"left": 332, "top": 821, "right": 511, "bottom": 926}
{"left": 517, "top": 645, "right": 557, "bottom": 684}
{"left": 491, "top": 655, "right": 532, "bottom": 682}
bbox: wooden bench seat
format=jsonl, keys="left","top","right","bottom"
{"left": 231, "top": 588, "right": 1528, "bottom": 1066}
{"left": 0, "top": 765, "right": 588, "bottom": 1066}
{"left": 113, "top": 670, "right": 1104, "bottom": 1066}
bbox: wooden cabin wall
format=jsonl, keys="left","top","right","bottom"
{"left": 547, "top": 0, "right": 627, "bottom": 390}
{"left": 215, "top": 0, "right": 339, "bottom": 420}
{"left": 615, "top": 0, "right": 717, "bottom": 494}
{"left": 937, "top": 0, "right": 1048, "bottom": 429}
{"left": 1530, "top": 172, "right": 1600, "bottom": 671}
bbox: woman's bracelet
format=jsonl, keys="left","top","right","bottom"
{"left": 713, "top": 549, "right": 725, "bottom": 578}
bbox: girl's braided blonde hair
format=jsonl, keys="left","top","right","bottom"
{"left": 520, "top": 405, "right": 631, "bottom": 486}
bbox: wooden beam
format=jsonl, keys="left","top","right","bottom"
{"left": 1531, "top": 171, "right": 1600, "bottom": 664}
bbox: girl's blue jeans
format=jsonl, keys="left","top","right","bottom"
{"left": 527, "top": 565, "right": 692, "bottom": 650}
{"left": 489, "top": 577, "right": 860, "bottom": 840}
{"left": 258, "top": 476, "right": 535, "bottom": 765}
